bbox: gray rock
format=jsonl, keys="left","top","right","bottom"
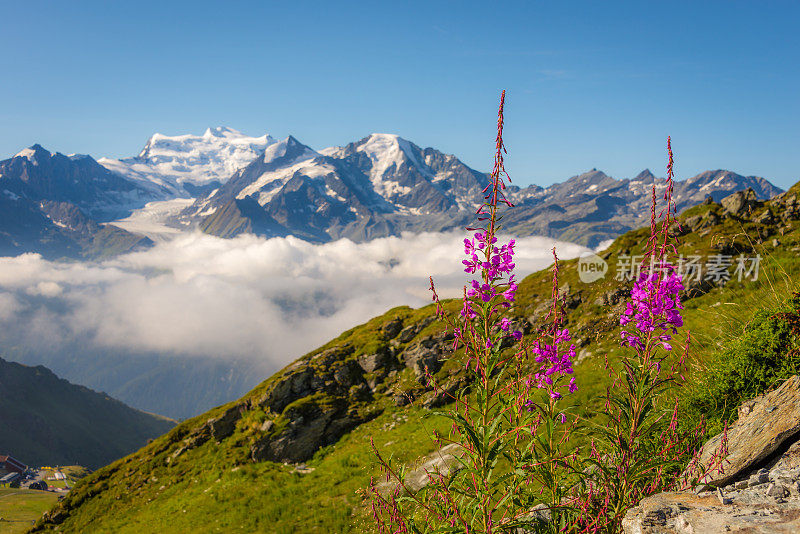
{"left": 357, "top": 349, "right": 392, "bottom": 373}
{"left": 402, "top": 336, "right": 445, "bottom": 381}
{"left": 767, "top": 483, "right": 788, "bottom": 498}
{"left": 683, "top": 215, "right": 702, "bottom": 231}
{"left": 689, "top": 375, "right": 800, "bottom": 487}
{"left": 376, "top": 443, "right": 464, "bottom": 495}
{"left": 755, "top": 209, "right": 776, "bottom": 225}
{"left": 207, "top": 404, "right": 244, "bottom": 441}
{"left": 720, "top": 188, "right": 760, "bottom": 217}
{"left": 624, "top": 376, "right": 800, "bottom": 534}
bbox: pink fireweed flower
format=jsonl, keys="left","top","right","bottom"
{"left": 620, "top": 264, "right": 684, "bottom": 351}
{"left": 460, "top": 300, "right": 478, "bottom": 320}
{"left": 529, "top": 327, "right": 577, "bottom": 398}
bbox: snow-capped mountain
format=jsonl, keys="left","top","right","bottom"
{"left": 186, "top": 133, "right": 494, "bottom": 242}
{"left": 99, "top": 127, "right": 276, "bottom": 194}
{"left": 0, "top": 145, "right": 154, "bottom": 258}
{"left": 0, "top": 129, "right": 785, "bottom": 255}
{"left": 0, "top": 144, "right": 166, "bottom": 220}
{"left": 180, "top": 130, "right": 783, "bottom": 247}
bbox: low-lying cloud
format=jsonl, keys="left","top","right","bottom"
{"left": 0, "top": 231, "right": 590, "bottom": 369}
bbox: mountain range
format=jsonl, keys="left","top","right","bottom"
{"left": 0, "top": 129, "right": 787, "bottom": 421}
{"left": 0, "top": 145, "right": 161, "bottom": 258}
{"left": 0, "top": 128, "right": 785, "bottom": 256}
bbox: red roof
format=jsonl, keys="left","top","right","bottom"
{"left": 0, "top": 455, "right": 27, "bottom": 473}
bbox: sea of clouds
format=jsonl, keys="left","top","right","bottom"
{"left": 0, "top": 231, "right": 590, "bottom": 369}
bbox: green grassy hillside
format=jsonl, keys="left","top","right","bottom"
{"left": 0, "top": 488, "right": 59, "bottom": 533}
{"left": 31, "top": 184, "right": 800, "bottom": 532}
{"left": 0, "top": 358, "right": 176, "bottom": 469}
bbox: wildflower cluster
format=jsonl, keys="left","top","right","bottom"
{"left": 620, "top": 265, "right": 685, "bottom": 351}
{"left": 572, "top": 138, "right": 703, "bottom": 532}
{"left": 529, "top": 328, "right": 577, "bottom": 400}
{"left": 369, "top": 98, "right": 708, "bottom": 534}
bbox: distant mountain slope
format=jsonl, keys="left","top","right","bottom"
{"left": 0, "top": 146, "right": 157, "bottom": 259}
{"left": 0, "top": 357, "right": 176, "bottom": 469}
{"left": 502, "top": 168, "right": 784, "bottom": 246}
{"left": 31, "top": 183, "right": 800, "bottom": 532}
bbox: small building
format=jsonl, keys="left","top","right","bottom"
{"left": 0, "top": 472, "right": 20, "bottom": 486}
{"left": 0, "top": 455, "right": 27, "bottom": 474}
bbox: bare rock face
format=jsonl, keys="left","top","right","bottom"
{"left": 694, "top": 375, "right": 800, "bottom": 487}
{"left": 357, "top": 348, "right": 393, "bottom": 374}
{"left": 381, "top": 318, "right": 404, "bottom": 340}
{"left": 402, "top": 336, "right": 445, "bottom": 381}
{"left": 623, "top": 376, "right": 800, "bottom": 533}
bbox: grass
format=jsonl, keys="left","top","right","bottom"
{"left": 31, "top": 185, "right": 800, "bottom": 532}
{"left": 0, "top": 488, "right": 58, "bottom": 533}
{"left": 31, "top": 406, "right": 451, "bottom": 533}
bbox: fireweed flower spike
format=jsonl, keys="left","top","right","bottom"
{"left": 368, "top": 91, "right": 579, "bottom": 533}
{"left": 572, "top": 138, "right": 704, "bottom": 533}
{"left": 619, "top": 264, "right": 685, "bottom": 351}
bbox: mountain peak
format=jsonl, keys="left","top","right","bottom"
{"left": 202, "top": 126, "right": 243, "bottom": 139}
{"left": 14, "top": 144, "right": 51, "bottom": 160}
{"left": 632, "top": 169, "right": 656, "bottom": 182}
{"left": 262, "top": 136, "right": 317, "bottom": 165}
{"left": 110, "top": 128, "right": 278, "bottom": 189}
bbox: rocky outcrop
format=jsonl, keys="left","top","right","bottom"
{"left": 376, "top": 443, "right": 464, "bottom": 495}
{"left": 623, "top": 375, "right": 800, "bottom": 533}
{"left": 720, "top": 188, "right": 761, "bottom": 218}
{"left": 244, "top": 317, "right": 459, "bottom": 463}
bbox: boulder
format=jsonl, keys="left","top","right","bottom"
{"left": 623, "top": 376, "right": 800, "bottom": 533}
{"left": 720, "top": 188, "right": 760, "bottom": 218}
{"left": 691, "top": 375, "right": 800, "bottom": 487}
{"left": 402, "top": 336, "right": 444, "bottom": 381}
{"left": 357, "top": 349, "right": 393, "bottom": 373}
{"left": 376, "top": 443, "right": 464, "bottom": 495}
{"left": 682, "top": 215, "right": 703, "bottom": 231}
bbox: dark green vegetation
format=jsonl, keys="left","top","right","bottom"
{"left": 0, "top": 488, "right": 59, "bottom": 534}
{"left": 683, "top": 292, "right": 800, "bottom": 436}
{"left": 31, "top": 185, "right": 800, "bottom": 532}
{"left": 0, "top": 358, "right": 176, "bottom": 469}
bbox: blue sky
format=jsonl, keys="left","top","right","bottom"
{"left": 1, "top": 0, "right": 798, "bottom": 188}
